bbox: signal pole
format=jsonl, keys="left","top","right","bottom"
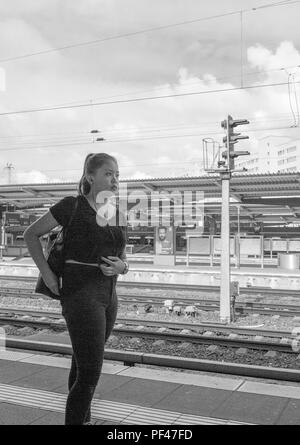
{"left": 0, "top": 214, "right": 5, "bottom": 262}
{"left": 219, "top": 115, "right": 249, "bottom": 323}
{"left": 220, "top": 169, "right": 231, "bottom": 322}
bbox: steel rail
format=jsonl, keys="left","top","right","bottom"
{"left": 0, "top": 275, "right": 299, "bottom": 296}
{"left": 0, "top": 306, "right": 296, "bottom": 340}
{"left": 0, "top": 314, "right": 295, "bottom": 353}
{"left": 3, "top": 337, "right": 300, "bottom": 382}
{"left": 1, "top": 285, "right": 300, "bottom": 317}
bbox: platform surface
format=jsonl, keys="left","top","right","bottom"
{"left": 0, "top": 347, "right": 300, "bottom": 425}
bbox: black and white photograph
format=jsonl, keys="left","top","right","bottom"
{"left": 0, "top": 0, "right": 300, "bottom": 429}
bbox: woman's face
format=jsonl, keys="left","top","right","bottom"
{"left": 91, "top": 160, "right": 119, "bottom": 194}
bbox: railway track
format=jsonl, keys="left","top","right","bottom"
{"left": 1, "top": 286, "right": 300, "bottom": 317}
{"left": 0, "top": 275, "right": 299, "bottom": 297}
{"left": 118, "top": 280, "right": 300, "bottom": 297}
{"left": 0, "top": 307, "right": 297, "bottom": 354}
{"left": 1, "top": 304, "right": 300, "bottom": 382}
{"left": 0, "top": 306, "right": 295, "bottom": 338}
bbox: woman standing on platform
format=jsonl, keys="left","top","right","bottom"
{"left": 24, "top": 153, "right": 129, "bottom": 425}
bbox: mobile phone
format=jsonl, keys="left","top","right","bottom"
{"left": 99, "top": 257, "right": 111, "bottom": 265}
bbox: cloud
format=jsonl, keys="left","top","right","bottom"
{"left": 0, "top": 169, "right": 50, "bottom": 185}
{"left": 1, "top": 2, "right": 300, "bottom": 183}
{"left": 248, "top": 41, "right": 300, "bottom": 72}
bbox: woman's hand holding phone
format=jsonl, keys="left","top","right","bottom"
{"left": 99, "top": 256, "right": 125, "bottom": 276}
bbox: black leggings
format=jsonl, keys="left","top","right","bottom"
{"left": 61, "top": 264, "right": 118, "bottom": 425}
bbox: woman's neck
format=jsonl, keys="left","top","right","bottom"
{"left": 83, "top": 193, "right": 97, "bottom": 212}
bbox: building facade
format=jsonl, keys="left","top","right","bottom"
{"left": 235, "top": 137, "right": 300, "bottom": 174}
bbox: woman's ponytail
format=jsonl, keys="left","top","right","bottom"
{"left": 77, "top": 175, "right": 91, "bottom": 195}
{"left": 77, "top": 153, "right": 94, "bottom": 195}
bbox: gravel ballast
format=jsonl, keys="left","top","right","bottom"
{"left": 2, "top": 280, "right": 300, "bottom": 370}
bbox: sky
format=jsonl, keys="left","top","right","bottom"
{"left": 0, "top": 0, "right": 300, "bottom": 184}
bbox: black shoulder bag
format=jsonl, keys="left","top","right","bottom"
{"left": 35, "top": 197, "right": 79, "bottom": 300}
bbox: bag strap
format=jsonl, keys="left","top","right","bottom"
{"left": 45, "top": 196, "right": 79, "bottom": 257}
{"left": 60, "top": 196, "right": 79, "bottom": 259}
{"left": 64, "top": 195, "right": 79, "bottom": 236}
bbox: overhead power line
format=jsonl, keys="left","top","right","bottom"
{"left": 15, "top": 152, "right": 300, "bottom": 177}
{"left": 0, "top": 0, "right": 299, "bottom": 64}
{"left": 0, "top": 11, "right": 239, "bottom": 64}
{"left": 0, "top": 123, "right": 299, "bottom": 153}
{"left": 0, "top": 113, "right": 298, "bottom": 148}
{"left": 1, "top": 80, "right": 300, "bottom": 117}
{"left": 26, "top": 151, "right": 297, "bottom": 175}
{"left": 12, "top": 64, "right": 300, "bottom": 111}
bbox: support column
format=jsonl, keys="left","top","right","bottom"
{"left": 220, "top": 174, "right": 231, "bottom": 323}
{"left": 0, "top": 218, "right": 5, "bottom": 262}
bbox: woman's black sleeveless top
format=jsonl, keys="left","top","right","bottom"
{"left": 49, "top": 195, "right": 127, "bottom": 263}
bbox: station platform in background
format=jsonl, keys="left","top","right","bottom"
{"left": 0, "top": 256, "right": 299, "bottom": 292}
{"left": 5, "top": 255, "right": 300, "bottom": 275}
{"left": 1, "top": 337, "right": 300, "bottom": 425}
{"left": 0, "top": 254, "right": 287, "bottom": 268}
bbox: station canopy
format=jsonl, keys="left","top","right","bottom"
{"left": 0, "top": 172, "right": 299, "bottom": 229}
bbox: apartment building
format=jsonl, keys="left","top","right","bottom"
{"left": 235, "top": 137, "right": 300, "bottom": 174}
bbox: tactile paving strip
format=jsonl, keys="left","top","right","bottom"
{"left": 0, "top": 384, "right": 251, "bottom": 425}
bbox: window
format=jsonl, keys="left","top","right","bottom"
{"left": 278, "top": 159, "right": 285, "bottom": 165}
{"left": 287, "top": 146, "right": 297, "bottom": 153}
{"left": 287, "top": 156, "right": 297, "bottom": 163}
{"left": 278, "top": 149, "right": 285, "bottom": 156}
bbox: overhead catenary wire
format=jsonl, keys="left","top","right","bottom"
{"left": 0, "top": 11, "right": 242, "bottom": 64}
{"left": 0, "top": 123, "right": 299, "bottom": 153}
{"left": 0, "top": 114, "right": 299, "bottom": 149}
{"left": 0, "top": 110, "right": 296, "bottom": 139}
{"left": 240, "top": 10, "right": 244, "bottom": 88}
{"left": 251, "top": 0, "right": 300, "bottom": 10}
{"left": 286, "top": 71, "right": 298, "bottom": 126}
{"left": 31, "top": 64, "right": 300, "bottom": 110}
{"left": 12, "top": 150, "right": 299, "bottom": 178}
{"left": 0, "top": 0, "right": 299, "bottom": 64}
{"left": 1, "top": 79, "right": 300, "bottom": 118}
{"left": 292, "top": 73, "right": 300, "bottom": 126}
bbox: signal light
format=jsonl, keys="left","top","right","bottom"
{"left": 221, "top": 115, "right": 250, "bottom": 170}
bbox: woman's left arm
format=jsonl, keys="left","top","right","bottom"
{"left": 118, "top": 226, "right": 129, "bottom": 272}
{"left": 119, "top": 249, "right": 127, "bottom": 263}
